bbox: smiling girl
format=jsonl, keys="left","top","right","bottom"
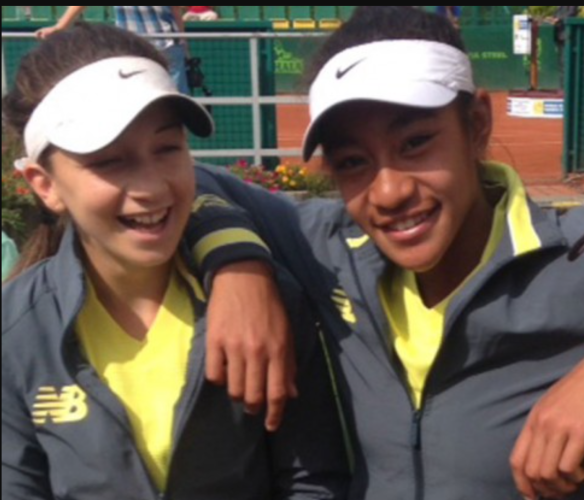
{"left": 195, "top": 7, "right": 584, "bottom": 500}
{"left": 1, "top": 22, "right": 348, "bottom": 500}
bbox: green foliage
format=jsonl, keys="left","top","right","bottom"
{"left": 527, "top": 6, "right": 557, "bottom": 21}
{"left": 2, "top": 133, "right": 35, "bottom": 236}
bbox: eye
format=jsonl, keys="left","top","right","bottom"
{"left": 155, "top": 143, "right": 184, "bottom": 155}
{"left": 403, "top": 134, "right": 435, "bottom": 154}
{"left": 328, "top": 154, "right": 368, "bottom": 175}
{"left": 87, "top": 157, "right": 124, "bottom": 170}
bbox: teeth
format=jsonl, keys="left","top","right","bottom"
{"left": 125, "top": 209, "right": 168, "bottom": 227}
{"left": 390, "top": 212, "right": 429, "bottom": 232}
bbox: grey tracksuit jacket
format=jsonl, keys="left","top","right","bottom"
{"left": 2, "top": 224, "right": 349, "bottom": 500}
{"left": 196, "top": 164, "right": 584, "bottom": 500}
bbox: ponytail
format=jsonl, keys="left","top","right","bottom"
{"left": 6, "top": 205, "right": 67, "bottom": 280}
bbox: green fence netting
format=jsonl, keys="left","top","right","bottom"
{"left": 564, "top": 19, "right": 584, "bottom": 173}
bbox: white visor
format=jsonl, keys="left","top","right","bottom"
{"left": 302, "top": 40, "right": 475, "bottom": 161}
{"left": 21, "top": 56, "right": 214, "bottom": 166}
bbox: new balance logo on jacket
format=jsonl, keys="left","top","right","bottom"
{"left": 32, "top": 385, "right": 88, "bottom": 425}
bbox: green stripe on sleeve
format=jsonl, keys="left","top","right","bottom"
{"left": 192, "top": 228, "right": 271, "bottom": 266}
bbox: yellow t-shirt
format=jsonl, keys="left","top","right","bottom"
{"left": 380, "top": 190, "right": 508, "bottom": 408}
{"left": 76, "top": 268, "right": 196, "bottom": 491}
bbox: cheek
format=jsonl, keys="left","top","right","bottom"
{"left": 56, "top": 177, "right": 114, "bottom": 213}
{"left": 175, "top": 162, "right": 196, "bottom": 200}
{"left": 342, "top": 186, "right": 371, "bottom": 229}
{"left": 336, "top": 171, "right": 369, "bottom": 203}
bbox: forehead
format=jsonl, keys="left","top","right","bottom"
{"left": 319, "top": 101, "right": 444, "bottom": 145}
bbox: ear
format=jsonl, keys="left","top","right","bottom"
{"left": 23, "top": 163, "right": 67, "bottom": 214}
{"left": 470, "top": 89, "right": 493, "bottom": 159}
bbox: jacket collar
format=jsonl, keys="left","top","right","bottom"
{"left": 45, "top": 224, "right": 88, "bottom": 331}
{"left": 44, "top": 225, "right": 205, "bottom": 337}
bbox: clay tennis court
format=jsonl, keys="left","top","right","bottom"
{"left": 277, "top": 92, "right": 584, "bottom": 203}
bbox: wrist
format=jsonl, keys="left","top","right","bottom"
{"left": 215, "top": 260, "right": 274, "bottom": 280}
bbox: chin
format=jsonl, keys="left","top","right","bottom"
{"left": 386, "top": 249, "right": 440, "bottom": 274}
{"left": 128, "top": 250, "right": 176, "bottom": 270}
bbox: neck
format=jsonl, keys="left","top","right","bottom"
{"left": 84, "top": 260, "right": 173, "bottom": 340}
{"left": 417, "top": 192, "right": 495, "bottom": 308}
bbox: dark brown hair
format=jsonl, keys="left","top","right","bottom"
{"left": 3, "top": 22, "right": 167, "bottom": 279}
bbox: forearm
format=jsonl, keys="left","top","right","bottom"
{"left": 171, "top": 6, "right": 186, "bottom": 33}
{"left": 192, "top": 165, "right": 330, "bottom": 431}
{"left": 185, "top": 192, "right": 273, "bottom": 289}
{"left": 195, "top": 163, "right": 338, "bottom": 313}
{"left": 195, "top": 165, "right": 306, "bottom": 269}
{"left": 55, "top": 6, "right": 86, "bottom": 30}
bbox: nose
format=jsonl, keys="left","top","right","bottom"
{"left": 368, "top": 166, "right": 416, "bottom": 212}
{"left": 126, "top": 159, "right": 169, "bottom": 200}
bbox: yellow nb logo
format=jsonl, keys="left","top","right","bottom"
{"left": 32, "top": 386, "right": 88, "bottom": 425}
{"left": 332, "top": 288, "right": 357, "bottom": 324}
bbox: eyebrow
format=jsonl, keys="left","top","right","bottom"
{"left": 156, "top": 121, "right": 183, "bottom": 134}
{"left": 322, "top": 107, "right": 440, "bottom": 151}
{"left": 388, "top": 107, "right": 439, "bottom": 130}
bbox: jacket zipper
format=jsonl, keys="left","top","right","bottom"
{"left": 411, "top": 410, "right": 425, "bottom": 500}
{"left": 344, "top": 237, "right": 426, "bottom": 500}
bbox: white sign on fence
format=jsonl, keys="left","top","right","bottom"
{"left": 513, "top": 14, "right": 532, "bottom": 55}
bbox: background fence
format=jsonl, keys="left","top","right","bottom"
{"left": 564, "top": 19, "right": 584, "bottom": 173}
{"left": 2, "top": 6, "right": 582, "bottom": 173}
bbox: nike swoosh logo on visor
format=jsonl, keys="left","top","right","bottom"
{"left": 118, "top": 69, "right": 145, "bottom": 79}
{"left": 336, "top": 58, "right": 365, "bottom": 79}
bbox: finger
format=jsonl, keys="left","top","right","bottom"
{"left": 524, "top": 426, "right": 546, "bottom": 484}
{"left": 559, "top": 437, "right": 584, "bottom": 483}
{"left": 532, "top": 479, "right": 576, "bottom": 500}
{"left": 534, "top": 475, "right": 580, "bottom": 498}
{"left": 539, "top": 431, "right": 570, "bottom": 487}
{"left": 206, "top": 341, "right": 227, "bottom": 386}
{"left": 511, "top": 425, "right": 538, "bottom": 500}
{"left": 226, "top": 352, "right": 246, "bottom": 401}
{"left": 243, "top": 355, "right": 267, "bottom": 416}
{"left": 526, "top": 433, "right": 573, "bottom": 499}
{"left": 535, "top": 432, "right": 584, "bottom": 498}
{"left": 264, "top": 357, "right": 289, "bottom": 432}
{"left": 286, "top": 339, "right": 299, "bottom": 399}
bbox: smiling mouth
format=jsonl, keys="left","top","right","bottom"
{"left": 119, "top": 208, "right": 170, "bottom": 231}
{"left": 379, "top": 207, "right": 439, "bottom": 233}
